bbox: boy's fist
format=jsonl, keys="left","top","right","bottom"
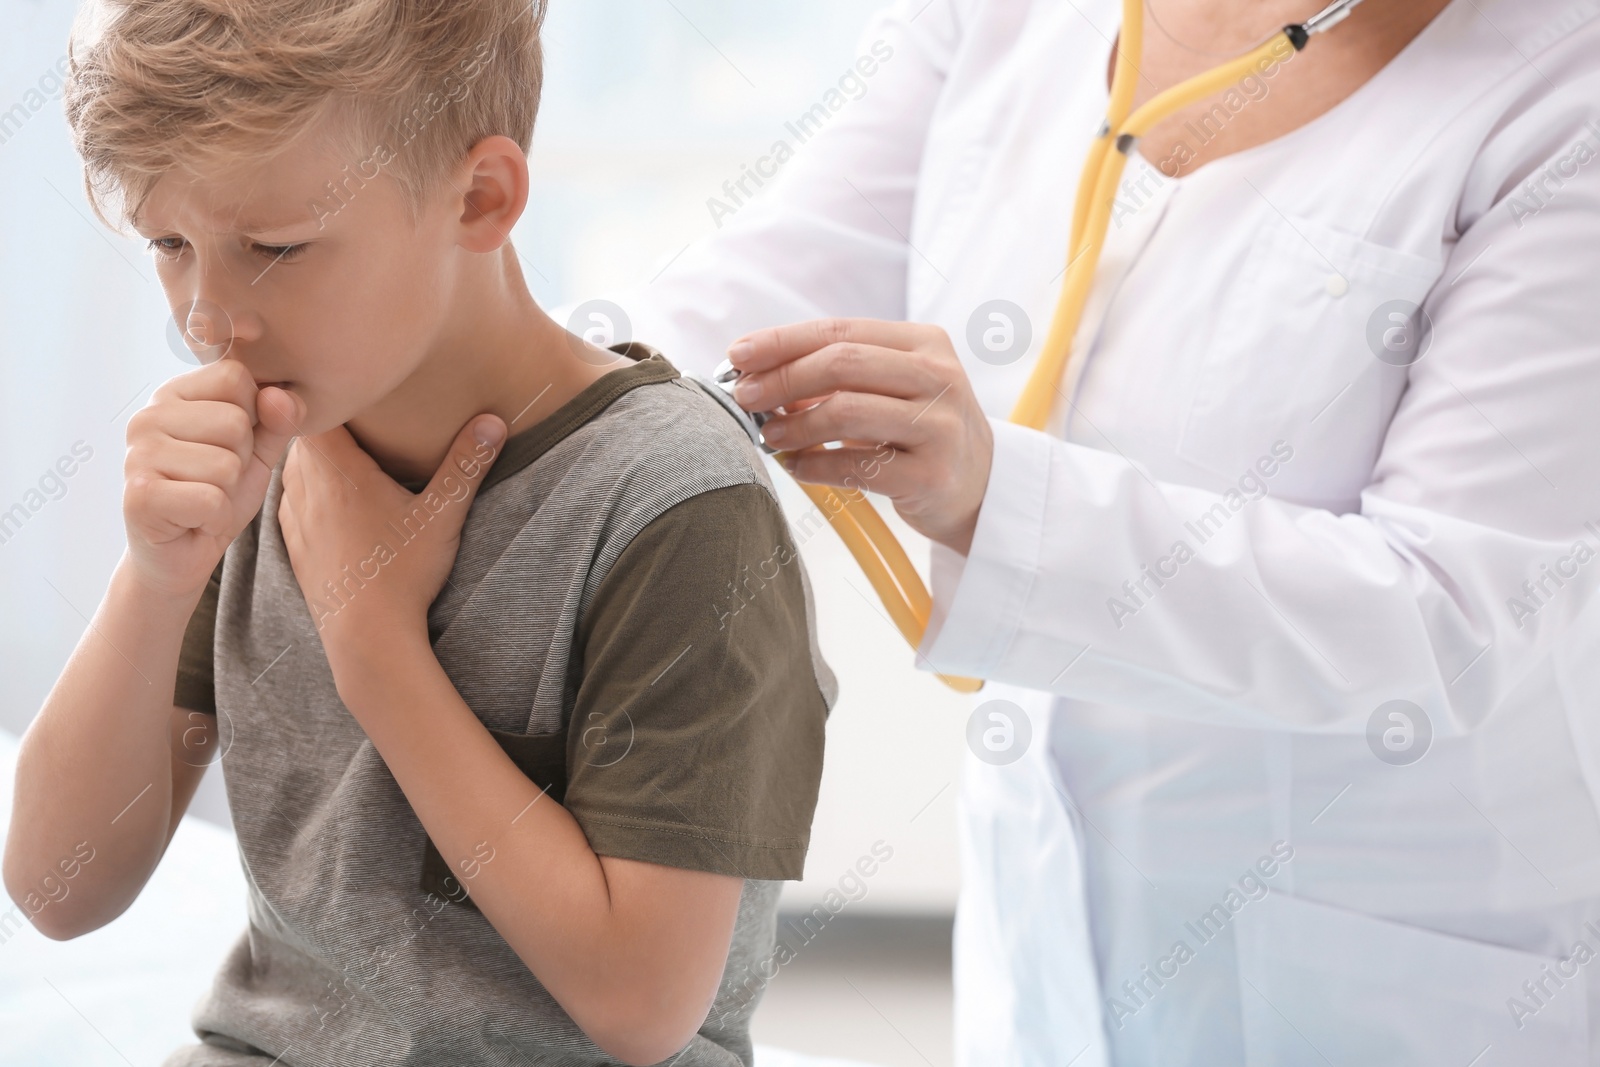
{"left": 123, "top": 358, "right": 304, "bottom": 599}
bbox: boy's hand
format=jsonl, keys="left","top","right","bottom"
{"left": 124, "top": 359, "right": 304, "bottom": 599}
{"left": 278, "top": 414, "right": 507, "bottom": 671}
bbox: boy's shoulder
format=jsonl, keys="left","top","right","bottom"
{"left": 494, "top": 341, "right": 790, "bottom": 563}
{"left": 559, "top": 343, "right": 774, "bottom": 503}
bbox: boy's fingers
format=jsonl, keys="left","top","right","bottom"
{"left": 132, "top": 476, "right": 234, "bottom": 540}
{"left": 252, "top": 385, "right": 305, "bottom": 471}
{"left": 422, "top": 415, "right": 507, "bottom": 507}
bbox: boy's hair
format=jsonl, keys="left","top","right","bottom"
{"left": 63, "top": 0, "right": 549, "bottom": 234}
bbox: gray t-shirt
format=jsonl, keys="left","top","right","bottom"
{"left": 166, "top": 343, "right": 837, "bottom": 1066}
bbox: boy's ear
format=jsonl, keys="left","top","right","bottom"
{"left": 455, "top": 135, "right": 529, "bottom": 253}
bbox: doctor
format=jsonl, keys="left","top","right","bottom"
{"left": 601, "top": 0, "right": 1600, "bottom": 1062}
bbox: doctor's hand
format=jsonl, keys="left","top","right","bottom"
{"left": 726, "top": 318, "right": 993, "bottom": 556}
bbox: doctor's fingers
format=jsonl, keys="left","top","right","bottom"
{"left": 729, "top": 317, "right": 938, "bottom": 375}
{"left": 781, "top": 444, "right": 916, "bottom": 495}
{"left": 758, "top": 391, "right": 932, "bottom": 453}
{"left": 736, "top": 340, "right": 941, "bottom": 413}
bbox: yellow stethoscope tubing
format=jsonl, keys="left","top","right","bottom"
{"left": 1068, "top": 0, "right": 1146, "bottom": 260}
{"left": 1019, "top": 15, "right": 1295, "bottom": 429}
{"left": 787, "top": 479, "right": 982, "bottom": 691}
{"left": 777, "top": 0, "right": 1308, "bottom": 692}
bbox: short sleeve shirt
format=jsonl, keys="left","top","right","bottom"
{"left": 164, "top": 343, "right": 837, "bottom": 1066}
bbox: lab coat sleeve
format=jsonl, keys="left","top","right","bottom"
{"left": 919, "top": 79, "right": 1600, "bottom": 737}
{"left": 587, "top": 0, "right": 967, "bottom": 378}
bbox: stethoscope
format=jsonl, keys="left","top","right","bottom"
{"left": 705, "top": 0, "right": 1369, "bottom": 693}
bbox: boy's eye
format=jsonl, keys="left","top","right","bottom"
{"left": 254, "top": 242, "right": 309, "bottom": 262}
{"left": 144, "top": 237, "right": 309, "bottom": 263}
{"left": 145, "top": 237, "right": 184, "bottom": 259}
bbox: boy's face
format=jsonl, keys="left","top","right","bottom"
{"left": 133, "top": 113, "right": 462, "bottom": 435}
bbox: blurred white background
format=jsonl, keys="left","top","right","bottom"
{"left": 0, "top": 0, "right": 967, "bottom": 1029}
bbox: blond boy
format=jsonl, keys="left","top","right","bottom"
{"left": 2, "top": 1, "right": 835, "bottom": 1063}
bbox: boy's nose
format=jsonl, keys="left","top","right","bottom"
{"left": 169, "top": 295, "right": 263, "bottom": 365}
{"left": 188, "top": 250, "right": 266, "bottom": 323}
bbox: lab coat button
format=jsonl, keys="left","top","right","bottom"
{"left": 1326, "top": 273, "right": 1349, "bottom": 297}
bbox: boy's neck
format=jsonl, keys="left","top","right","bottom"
{"left": 342, "top": 247, "right": 619, "bottom": 490}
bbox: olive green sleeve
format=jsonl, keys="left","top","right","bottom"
{"left": 563, "top": 481, "right": 830, "bottom": 881}
{"left": 173, "top": 557, "right": 223, "bottom": 715}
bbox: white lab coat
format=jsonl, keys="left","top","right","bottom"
{"left": 605, "top": 0, "right": 1600, "bottom": 1062}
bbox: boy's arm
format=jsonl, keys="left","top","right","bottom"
{"left": 4, "top": 555, "right": 212, "bottom": 939}
{"left": 4, "top": 360, "right": 300, "bottom": 939}
{"left": 331, "top": 482, "right": 828, "bottom": 1066}
{"left": 4, "top": 559, "right": 198, "bottom": 934}
{"left": 333, "top": 667, "right": 742, "bottom": 1065}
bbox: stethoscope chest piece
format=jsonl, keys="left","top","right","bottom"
{"left": 690, "top": 358, "right": 779, "bottom": 455}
